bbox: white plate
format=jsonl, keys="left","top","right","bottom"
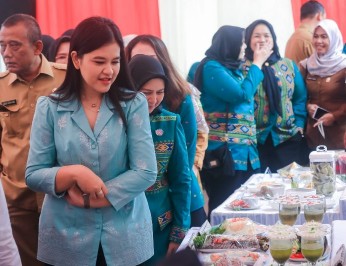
{"left": 225, "top": 204, "right": 260, "bottom": 211}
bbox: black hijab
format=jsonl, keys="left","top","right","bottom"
{"left": 245, "top": 19, "right": 282, "bottom": 116}
{"left": 194, "top": 25, "right": 244, "bottom": 91}
{"left": 128, "top": 54, "right": 167, "bottom": 114}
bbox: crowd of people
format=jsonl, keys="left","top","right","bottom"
{"left": 0, "top": 0, "right": 346, "bottom": 265}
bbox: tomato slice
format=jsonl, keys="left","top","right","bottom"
{"left": 290, "top": 252, "right": 304, "bottom": 259}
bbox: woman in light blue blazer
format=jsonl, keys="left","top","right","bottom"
{"left": 25, "top": 17, "right": 157, "bottom": 266}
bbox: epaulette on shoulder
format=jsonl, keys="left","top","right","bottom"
{"left": 0, "top": 70, "right": 10, "bottom": 78}
{"left": 51, "top": 63, "right": 67, "bottom": 71}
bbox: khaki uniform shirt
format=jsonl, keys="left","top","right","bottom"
{"left": 300, "top": 67, "right": 346, "bottom": 150}
{"left": 285, "top": 23, "right": 314, "bottom": 65}
{"left": 0, "top": 55, "right": 66, "bottom": 211}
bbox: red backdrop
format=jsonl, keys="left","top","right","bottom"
{"left": 36, "top": 0, "right": 161, "bottom": 38}
{"left": 291, "top": 0, "right": 346, "bottom": 40}
{"left": 36, "top": 1, "right": 345, "bottom": 42}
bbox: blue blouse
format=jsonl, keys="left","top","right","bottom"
{"left": 25, "top": 92, "right": 157, "bottom": 266}
{"left": 200, "top": 60, "right": 264, "bottom": 171}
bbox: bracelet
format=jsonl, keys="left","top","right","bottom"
{"left": 82, "top": 193, "right": 90, "bottom": 209}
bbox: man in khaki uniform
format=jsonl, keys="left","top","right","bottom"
{"left": 0, "top": 14, "right": 66, "bottom": 266}
{"left": 285, "top": 0, "right": 325, "bottom": 65}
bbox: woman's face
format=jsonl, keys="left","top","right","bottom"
{"left": 313, "top": 26, "right": 330, "bottom": 56}
{"left": 131, "top": 42, "right": 157, "bottom": 59}
{"left": 238, "top": 41, "right": 247, "bottom": 60}
{"left": 71, "top": 42, "right": 120, "bottom": 95}
{"left": 140, "top": 78, "right": 165, "bottom": 113}
{"left": 55, "top": 41, "right": 70, "bottom": 64}
{"left": 250, "top": 24, "right": 273, "bottom": 51}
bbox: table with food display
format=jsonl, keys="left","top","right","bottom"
{"left": 177, "top": 148, "right": 346, "bottom": 265}
{"left": 178, "top": 219, "right": 346, "bottom": 265}
{"left": 210, "top": 173, "right": 346, "bottom": 226}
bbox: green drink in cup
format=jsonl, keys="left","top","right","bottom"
{"left": 303, "top": 195, "right": 326, "bottom": 223}
{"left": 296, "top": 221, "right": 330, "bottom": 266}
{"left": 279, "top": 202, "right": 300, "bottom": 226}
{"left": 268, "top": 223, "right": 296, "bottom": 266}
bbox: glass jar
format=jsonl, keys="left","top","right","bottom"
{"left": 309, "top": 145, "right": 335, "bottom": 197}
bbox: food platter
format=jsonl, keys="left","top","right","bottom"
{"left": 226, "top": 199, "right": 260, "bottom": 211}
{"left": 192, "top": 218, "right": 270, "bottom": 255}
{"left": 198, "top": 250, "right": 262, "bottom": 265}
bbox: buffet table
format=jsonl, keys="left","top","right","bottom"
{"left": 179, "top": 220, "right": 346, "bottom": 265}
{"left": 210, "top": 174, "right": 346, "bottom": 226}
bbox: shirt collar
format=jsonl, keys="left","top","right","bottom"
{"left": 7, "top": 54, "right": 54, "bottom": 85}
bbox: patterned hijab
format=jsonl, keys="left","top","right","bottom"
{"left": 300, "top": 19, "right": 346, "bottom": 77}
{"left": 194, "top": 25, "right": 244, "bottom": 91}
{"left": 245, "top": 19, "right": 282, "bottom": 116}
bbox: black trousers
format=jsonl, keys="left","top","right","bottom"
{"left": 44, "top": 245, "right": 106, "bottom": 266}
{"left": 201, "top": 162, "right": 258, "bottom": 220}
{"left": 190, "top": 207, "right": 207, "bottom": 227}
{"left": 258, "top": 133, "right": 310, "bottom": 173}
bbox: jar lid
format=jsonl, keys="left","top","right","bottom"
{"left": 309, "top": 145, "right": 335, "bottom": 161}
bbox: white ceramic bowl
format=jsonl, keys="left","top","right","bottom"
{"left": 267, "top": 184, "right": 285, "bottom": 197}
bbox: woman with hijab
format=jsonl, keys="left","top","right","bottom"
{"left": 194, "top": 25, "right": 271, "bottom": 218}
{"left": 300, "top": 19, "right": 346, "bottom": 150}
{"left": 129, "top": 54, "right": 191, "bottom": 265}
{"left": 49, "top": 35, "right": 71, "bottom": 64}
{"left": 243, "top": 19, "right": 308, "bottom": 173}
{"left": 126, "top": 35, "right": 207, "bottom": 227}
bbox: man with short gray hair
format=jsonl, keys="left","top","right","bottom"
{"left": 0, "top": 13, "right": 66, "bottom": 266}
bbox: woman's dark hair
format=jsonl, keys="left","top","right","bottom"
{"left": 126, "top": 35, "right": 190, "bottom": 112}
{"left": 48, "top": 35, "right": 70, "bottom": 62}
{"left": 245, "top": 19, "right": 281, "bottom": 60}
{"left": 51, "top": 16, "right": 135, "bottom": 125}
{"left": 42, "top": 34, "right": 55, "bottom": 59}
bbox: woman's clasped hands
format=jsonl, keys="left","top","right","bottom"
{"left": 64, "top": 165, "right": 109, "bottom": 208}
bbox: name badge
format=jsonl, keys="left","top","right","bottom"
{"left": 2, "top": 99, "right": 17, "bottom": 106}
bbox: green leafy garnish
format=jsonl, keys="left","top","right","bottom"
{"left": 209, "top": 225, "right": 226, "bottom": 235}
{"left": 193, "top": 233, "right": 206, "bottom": 249}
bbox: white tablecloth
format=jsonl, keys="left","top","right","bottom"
{"left": 331, "top": 220, "right": 346, "bottom": 259}
{"left": 210, "top": 174, "right": 346, "bottom": 226}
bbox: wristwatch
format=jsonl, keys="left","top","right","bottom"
{"left": 82, "top": 193, "right": 90, "bottom": 209}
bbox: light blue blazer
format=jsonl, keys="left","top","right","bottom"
{"left": 25, "top": 92, "right": 157, "bottom": 266}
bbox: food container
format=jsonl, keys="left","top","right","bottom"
{"left": 285, "top": 188, "right": 316, "bottom": 199}
{"left": 267, "top": 184, "right": 285, "bottom": 197}
{"left": 309, "top": 145, "right": 336, "bottom": 197}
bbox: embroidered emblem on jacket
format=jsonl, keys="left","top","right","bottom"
{"left": 155, "top": 129, "right": 164, "bottom": 136}
{"left": 158, "top": 210, "right": 172, "bottom": 231}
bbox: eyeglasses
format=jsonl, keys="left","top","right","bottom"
{"left": 0, "top": 41, "right": 23, "bottom": 53}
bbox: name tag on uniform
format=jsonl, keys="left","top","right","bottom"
{"left": 1, "top": 99, "right": 17, "bottom": 106}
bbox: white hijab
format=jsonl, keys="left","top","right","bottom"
{"left": 300, "top": 19, "right": 346, "bottom": 77}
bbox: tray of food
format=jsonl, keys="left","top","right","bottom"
{"left": 191, "top": 218, "right": 269, "bottom": 253}
{"left": 198, "top": 250, "right": 264, "bottom": 266}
